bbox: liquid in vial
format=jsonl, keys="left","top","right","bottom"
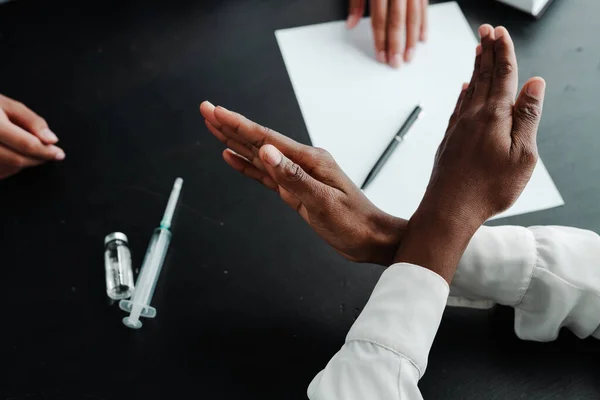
{"left": 104, "top": 232, "right": 135, "bottom": 300}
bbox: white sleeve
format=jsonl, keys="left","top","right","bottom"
{"left": 308, "top": 263, "right": 449, "bottom": 400}
{"left": 451, "top": 225, "right": 600, "bottom": 341}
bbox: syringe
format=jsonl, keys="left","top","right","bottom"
{"left": 119, "top": 177, "right": 183, "bottom": 329}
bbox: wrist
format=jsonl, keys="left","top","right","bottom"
{"left": 392, "top": 206, "right": 482, "bottom": 283}
{"left": 364, "top": 211, "right": 407, "bottom": 266}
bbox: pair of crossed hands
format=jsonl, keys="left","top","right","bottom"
{"left": 201, "top": 25, "right": 546, "bottom": 281}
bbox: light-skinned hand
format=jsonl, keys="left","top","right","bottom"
{"left": 347, "top": 0, "right": 428, "bottom": 68}
{"left": 0, "top": 94, "right": 65, "bottom": 180}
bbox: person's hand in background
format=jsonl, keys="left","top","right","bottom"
{"left": 0, "top": 94, "right": 65, "bottom": 180}
{"left": 347, "top": 0, "right": 428, "bottom": 68}
{"left": 394, "top": 25, "right": 546, "bottom": 282}
{"left": 200, "top": 101, "right": 406, "bottom": 265}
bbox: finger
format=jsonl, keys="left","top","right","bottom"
{"left": 200, "top": 101, "right": 222, "bottom": 129}
{"left": 203, "top": 103, "right": 259, "bottom": 159}
{"left": 461, "top": 44, "right": 482, "bottom": 112}
{"left": 347, "top": 0, "right": 366, "bottom": 29}
{"left": 448, "top": 83, "right": 469, "bottom": 128}
{"left": 224, "top": 149, "right": 305, "bottom": 216}
{"left": 0, "top": 142, "right": 45, "bottom": 173}
{"left": 205, "top": 120, "right": 268, "bottom": 173}
{"left": 404, "top": 0, "right": 420, "bottom": 63}
{"left": 473, "top": 24, "right": 496, "bottom": 102}
{"left": 259, "top": 144, "right": 328, "bottom": 209}
{"left": 370, "top": 0, "right": 388, "bottom": 64}
{"left": 387, "top": 0, "right": 405, "bottom": 68}
{"left": 222, "top": 149, "right": 278, "bottom": 191}
{"left": 512, "top": 77, "right": 545, "bottom": 146}
{"left": 420, "top": 0, "right": 428, "bottom": 42}
{"left": 0, "top": 121, "right": 65, "bottom": 161}
{"left": 2, "top": 99, "right": 58, "bottom": 145}
{"left": 205, "top": 119, "right": 254, "bottom": 160}
{"left": 212, "top": 106, "right": 347, "bottom": 189}
{"left": 213, "top": 106, "right": 308, "bottom": 163}
{"left": 489, "top": 26, "right": 518, "bottom": 106}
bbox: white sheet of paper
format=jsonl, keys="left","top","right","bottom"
{"left": 275, "top": 1, "right": 563, "bottom": 220}
{"left": 497, "top": 0, "right": 552, "bottom": 16}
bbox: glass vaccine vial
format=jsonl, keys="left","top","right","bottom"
{"left": 104, "top": 232, "right": 135, "bottom": 300}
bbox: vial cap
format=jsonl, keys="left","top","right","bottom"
{"left": 104, "top": 232, "right": 129, "bottom": 246}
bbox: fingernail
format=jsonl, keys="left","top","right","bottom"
{"left": 389, "top": 53, "right": 402, "bottom": 68}
{"left": 54, "top": 148, "right": 66, "bottom": 161}
{"left": 494, "top": 26, "right": 505, "bottom": 39}
{"left": 217, "top": 105, "right": 229, "bottom": 112}
{"left": 405, "top": 48, "right": 415, "bottom": 63}
{"left": 527, "top": 79, "right": 546, "bottom": 99}
{"left": 42, "top": 128, "right": 58, "bottom": 142}
{"left": 262, "top": 145, "right": 282, "bottom": 167}
{"left": 203, "top": 101, "right": 215, "bottom": 108}
{"left": 346, "top": 14, "right": 359, "bottom": 28}
{"left": 478, "top": 25, "right": 489, "bottom": 38}
{"left": 376, "top": 51, "right": 387, "bottom": 63}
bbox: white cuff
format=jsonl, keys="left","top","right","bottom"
{"left": 347, "top": 263, "right": 449, "bottom": 376}
{"left": 450, "top": 225, "right": 536, "bottom": 306}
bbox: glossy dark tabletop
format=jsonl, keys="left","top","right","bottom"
{"left": 1, "top": 0, "right": 599, "bottom": 398}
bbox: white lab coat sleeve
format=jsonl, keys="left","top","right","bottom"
{"left": 308, "top": 263, "right": 449, "bottom": 400}
{"left": 451, "top": 225, "right": 600, "bottom": 341}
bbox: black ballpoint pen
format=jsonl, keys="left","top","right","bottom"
{"left": 360, "top": 105, "right": 424, "bottom": 190}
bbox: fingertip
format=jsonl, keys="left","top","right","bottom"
{"left": 52, "top": 146, "right": 66, "bottom": 161}
{"left": 389, "top": 53, "right": 402, "bottom": 68}
{"left": 462, "top": 82, "right": 469, "bottom": 91}
{"left": 346, "top": 13, "right": 360, "bottom": 29}
{"left": 40, "top": 128, "right": 59, "bottom": 144}
{"left": 525, "top": 77, "right": 546, "bottom": 99}
{"left": 532, "top": 76, "right": 546, "bottom": 84}
{"left": 476, "top": 44, "right": 482, "bottom": 56}
{"left": 222, "top": 148, "right": 237, "bottom": 164}
{"left": 478, "top": 24, "right": 493, "bottom": 38}
{"left": 494, "top": 26, "right": 509, "bottom": 40}
{"left": 213, "top": 105, "right": 232, "bottom": 123}
{"left": 199, "top": 100, "right": 213, "bottom": 115}
{"left": 404, "top": 47, "right": 415, "bottom": 63}
{"left": 222, "top": 148, "right": 244, "bottom": 171}
{"left": 260, "top": 144, "right": 282, "bottom": 167}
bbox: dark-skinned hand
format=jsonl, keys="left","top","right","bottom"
{"left": 395, "top": 24, "right": 546, "bottom": 282}
{"left": 200, "top": 101, "right": 405, "bottom": 265}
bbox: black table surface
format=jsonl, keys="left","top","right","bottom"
{"left": 1, "top": 0, "right": 599, "bottom": 398}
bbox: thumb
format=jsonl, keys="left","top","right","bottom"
{"left": 512, "top": 77, "right": 546, "bottom": 146}
{"left": 259, "top": 144, "right": 325, "bottom": 207}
